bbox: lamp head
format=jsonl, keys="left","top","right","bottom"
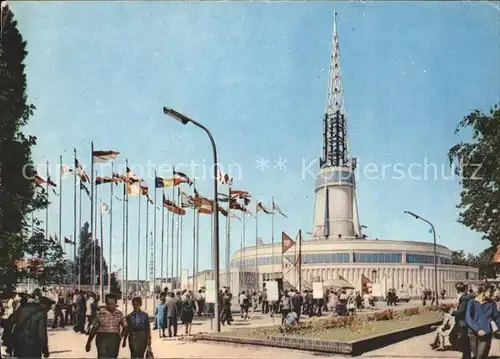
{"left": 163, "top": 106, "right": 190, "bottom": 125}
{"left": 404, "top": 210, "right": 420, "bottom": 220}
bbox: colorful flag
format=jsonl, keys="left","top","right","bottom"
{"left": 155, "top": 176, "right": 185, "bottom": 188}
{"left": 282, "top": 231, "right": 295, "bottom": 254}
{"left": 218, "top": 205, "right": 228, "bottom": 217}
{"left": 33, "top": 174, "right": 46, "bottom": 187}
{"left": 80, "top": 182, "right": 90, "bottom": 197}
{"left": 46, "top": 177, "right": 57, "bottom": 187}
{"left": 217, "top": 171, "right": 233, "bottom": 185}
{"left": 163, "top": 195, "right": 186, "bottom": 215}
{"left": 232, "top": 190, "right": 251, "bottom": 205}
{"left": 257, "top": 201, "right": 273, "bottom": 214}
{"left": 173, "top": 170, "right": 193, "bottom": 186}
{"left": 193, "top": 194, "right": 213, "bottom": 207}
{"left": 272, "top": 201, "right": 287, "bottom": 218}
{"left": 92, "top": 150, "right": 120, "bottom": 163}
{"left": 60, "top": 164, "right": 74, "bottom": 178}
{"left": 140, "top": 184, "right": 153, "bottom": 204}
{"left": 217, "top": 193, "right": 230, "bottom": 202}
{"left": 95, "top": 176, "right": 119, "bottom": 185}
{"left": 198, "top": 203, "right": 214, "bottom": 215}
{"left": 127, "top": 183, "right": 141, "bottom": 195}
{"left": 75, "top": 159, "right": 90, "bottom": 182}
{"left": 126, "top": 167, "right": 141, "bottom": 183}
{"left": 112, "top": 172, "right": 124, "bottom": 183}
{"left": 229, "top": 200, "right": 247, "bottom": 212}
{"left": 180, "top": 191, "right": 194, "bottom": 208}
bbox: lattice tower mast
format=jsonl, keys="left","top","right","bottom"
{"left": 321, "top": 11, "right": 350, "bottom": 168}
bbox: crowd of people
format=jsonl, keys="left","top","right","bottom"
{"left": 6, "top": 281, "right": 500, "bottom": 359}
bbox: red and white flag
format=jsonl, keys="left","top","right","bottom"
{"left": 217, "top": 171, "right": 233, "bottom": 185}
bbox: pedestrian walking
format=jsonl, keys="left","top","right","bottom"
{"left": 85, "top": 294, "right": 127, "bottom": 359}
{"left": 165, "top": 292, "right": 178, "bottom": 337}
{"left": 181, "top": 293, "right": 196, "bottom": 335}
{"left": 122, "top": 297, "right": 151, "bottom": 359}
{"left": 154, "top": 294, "right": 166, "bottom": 338}
{"left": 6, "top": 296, "right": 53, "bottom": 358}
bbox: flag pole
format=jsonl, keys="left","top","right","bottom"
{"left": 153, "top": 171, "right": 157, "bottom": 310}
{"left": 255, "top": 202, "right": 259, "bottom": 292}
{"left": 165, "top": 190, "right": 169, "bottom": 287}
{"left": 122, "top": 172, "right": 126, "bottom": 305}
{"left": 73, "top": 149, "right": 78, "bottom": 287}
{"left": 225, "top": 185, "right": 231, "bottom": 288}
{"left": 298, "top": 229, "right": 302, "bottom": 293}
{"left": 125, "top": 159, "right": 130, "bottom": 314}
{"left": 161, "top": 187, "right": 165, "bottom": 288}
{"left": 242, "top": 211, "right": 246, "bottom": 290}
{"left": 100, "top": 200, "right": 104, "bottom": 300}
{"left": 137, "top": 189, "right": 141, "bottom": 295}
{"left": 90, "top": 142, "right": 95, "bottom": 292}
{"left": 59, "top": 155, "right": 63, "bottom": 246}
{"left": 45, "top": 160, "right": 49, "bottom": 241}
{"left": 171, "top": 168, "right": 175, "bottom": 288}
{"left": 78, "top": 176, "right": 82, "bottom": 290}
{"left": 109, "top": 161, "right": 114, "bottom": 295}
{"left": 195, "top": 209, "right": 200, "bottom": 291}
{"left": 271, "top": 197, "right": 275, "bottom": 280}
{"left": 179, "top": 209, "right": 183, "bottom": 289}
{"left": 144, "top": 192, "right": 149, "bottom": 311}
{"left": 176, "top": 188, "right": 181, "bottom": 289}
{"left": 192, "top": 180, "right": 196, "bottom": 292}
{"left": 93, "top": 170, "right": 99, "bottom": 292}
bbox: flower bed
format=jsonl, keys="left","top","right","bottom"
{"left": 222, "top": 306, "right": 441, "bottom": 342}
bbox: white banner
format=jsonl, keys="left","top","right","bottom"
{"left": 205, "top": 280, "right": 216, "bottom": 303}
{"left": 312, "top": 282, "right": 324, "bottom": 299}
{"left": 266, "top": 280, "right": 279, "bottom": 302}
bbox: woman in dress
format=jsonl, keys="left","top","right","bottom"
{"left": 181, "top": 293, "right": 196, "bottom": 335}
{"left": 122, "top": 297, "right": 151, "bottom": 359}
{"left": 154, "top": 294, "right": 166, "bottom": 338}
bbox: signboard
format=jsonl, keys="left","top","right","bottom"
{"left": 266, "top": 280, "right": 279, "bottom": 302}
{"left": 312, "top": 282, "right": 324, "bottom": 299}
{"left": 205, "top": 280, "right": 216, "bottom": 303}
{"left": 371, "top": 283, "right": 383, "bottom": 298}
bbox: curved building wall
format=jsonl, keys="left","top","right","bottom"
{"left": 228, "top": 239, "right": 478, "bottom": 297}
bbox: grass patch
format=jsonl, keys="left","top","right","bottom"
{"left": 222, "top": 310, "right": 441, "bottom": 342}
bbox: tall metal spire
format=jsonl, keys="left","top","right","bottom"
{"left": 320, "top": 11, "right": 349, "bottom": 168}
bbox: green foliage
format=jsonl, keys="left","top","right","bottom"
{"left": 75, "top": 221, "right": 118, "bottom": 292}
{"left": 0, "top": 5, "right": 66, "bottom": 297}
{"left": 448, "top": 104, "right": 500, "bottom": 245}
{"left": 451, "top": 248, "right": 497, "bottom": 278}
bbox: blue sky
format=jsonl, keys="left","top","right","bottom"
{"left": 10, "top": 1, "right": 500, "bottom": 279}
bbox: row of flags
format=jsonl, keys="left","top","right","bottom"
{"left": 32, "top": 149, "right": 290, "bottom": 238}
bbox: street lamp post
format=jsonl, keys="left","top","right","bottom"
{"left": 404, "top": 210, "right": 438, "bottom": 306}
{"left": 163, "top": 107, "right": 221, "bottom": 332}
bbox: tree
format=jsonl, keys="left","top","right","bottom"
{"left": 0, "top": 5, "right": 66, "bottom": 297}
{"left": 448, "top": 104, "right": 500, "bottom": 246}
{"left": 75, "top": 221, "right": 119, "bottom": 293}
{"left": 451, "top": 249, "right": 496, "bottom": 278}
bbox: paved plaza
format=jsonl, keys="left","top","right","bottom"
{"left": 37, "top": 303, "right": 500, "bottom": 359}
